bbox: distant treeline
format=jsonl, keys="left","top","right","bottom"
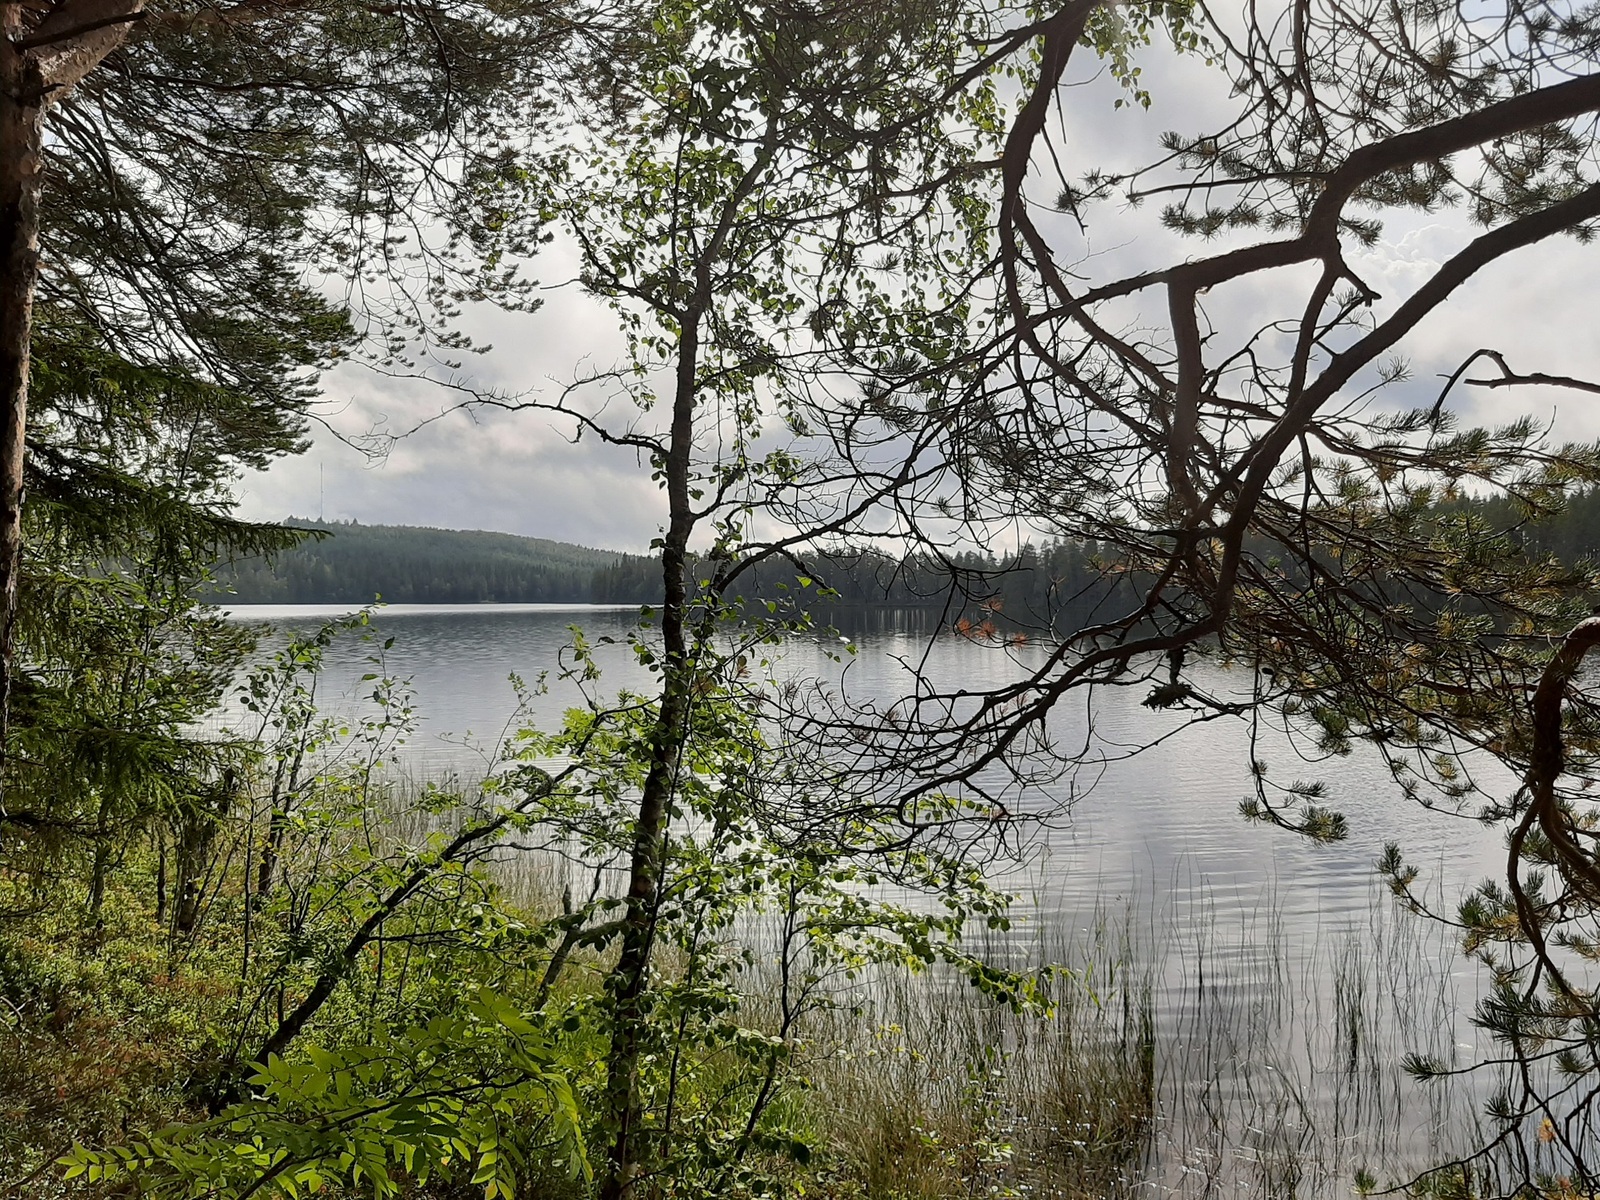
{"left": 1485, "top": 486, "right": 1600, "bottom": 563}
{"left": 207, "top": 490, "right": 1600, "bottom": 612}
{"left": 724, "top": 541, "right": 1122, "bottom": 629}
{"left": 208, "top": 520, "right": 661, "bottom": 605}
{"left": 205, "top": 518, "right": 1121, "bottom": 619}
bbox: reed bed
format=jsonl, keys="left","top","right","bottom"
{"left": 780, "top": 881, "right": 1497, "bottom": 1199}
{"left": 377, "top": 772, "right": 1505, "bottom": 1199}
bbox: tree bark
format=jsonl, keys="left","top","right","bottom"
{"left": 0, "top": 0, "right": 143, "bottom": 810}
{"left": 0, "top": 6, "right": 44, "bottom": 810}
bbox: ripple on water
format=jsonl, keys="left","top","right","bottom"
{"left": 218, "top": 603, "right": 1511, "bottom": 1194}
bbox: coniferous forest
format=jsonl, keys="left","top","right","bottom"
{"left": 210, "top": 519, "right": 1128, "bottom": 618}
{"left": 9, "top": 0, "right": 1600, "bottom": 1197}
{"left": 216, "top": 496, "right": 1600, "bottom": 622}
{"left": 210, "top": 520, "right": 662, "bottom": 604}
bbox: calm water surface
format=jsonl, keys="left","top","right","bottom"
{"left": 222, "top": 602, "right": 1514, "bottom": 1194}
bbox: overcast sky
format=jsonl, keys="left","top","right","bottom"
{"left": 231, "top": 25, "right": 1600, "bottom": 554}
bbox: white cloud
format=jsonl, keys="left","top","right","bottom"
{"left": 234, "top": 27, "right": 1600, "bottom": 549}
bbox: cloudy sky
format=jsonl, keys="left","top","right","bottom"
{"left": 231, "top": 25, "right": 1600, "bottom": 554}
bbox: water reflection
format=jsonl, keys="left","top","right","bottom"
{"left": 220, "top": 602, "right": 1507, "bottom": 1194}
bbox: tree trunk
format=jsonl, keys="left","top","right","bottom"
{"left": 597, "top": 312, "right": 702, "bottom": 1200}
{"left": 0, "top": 10, "right": 44, "bottom": 809}
{"left": 174, "top": 782, "right": 231, "bottom": 934}
{"left": 596, "top": 635, "right": 687, "bottom": 1200}
{"left": 155, "top": 828, "right": 167, "bottom": 930}
{"left": 0, "top": 0, "right": 146, "bottom": 811}
{"left": 592, "top": 118, "right": 778, "bottom": 1198}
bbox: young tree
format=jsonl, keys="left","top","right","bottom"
{"left": 1, "top": 319, "right": 304, "bottom": 914}
{"left": 450, "top": 1, "right": 1138, "bottom": 1191}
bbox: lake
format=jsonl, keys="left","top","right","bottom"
{"left": 221, "top": 602, "right": 1513, "bottom": 1195}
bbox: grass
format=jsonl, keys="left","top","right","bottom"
{"left": 765, "top": 877, "right": 1498, "bottom": 1200}
{"left": 799, "top": 960, "right": 1155, "bottom": 1199}
{"left": 322, "top": 771, "right": 1507, "bottom": 1198}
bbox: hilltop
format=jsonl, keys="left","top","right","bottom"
{"left": 208, "top": 519, "right": 660, "bottom": 604}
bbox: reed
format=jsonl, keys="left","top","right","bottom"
{"left": 794, "top": 878, "right": 1495, "bottom": 1200}
{"left": 378, "top": 772, "right": 1502, "bottom": 1199}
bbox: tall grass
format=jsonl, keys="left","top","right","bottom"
{"left": 382, "top": 772, "right": 1499, "bottom": 1199}
{"left": 797, "top": 922, "right": 1155, "bottom": 1199}
{"left": 789, "top": 879, "right": 1494, "bottom": 1200}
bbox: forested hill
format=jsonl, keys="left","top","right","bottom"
{"left": 208, "top": 520, "right": 662, "bottom": 604}
{"left": 207, "top": 488, "right": 1600, "bottom": 608}
{"left": 204, "top": 519, "right": 1110, "bottom": 614}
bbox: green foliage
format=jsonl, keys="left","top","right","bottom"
{"left": 3, "top": 315, "right": 316, "bottom": 926}
{"left": 28, "top": 604, "right": 1053, "bottom": 1200}
{"left": 491, "top": 612, "right": 1048, "bottom": 1192}
{"left": 44, "top": 0, "right": 585, "bottom": 389}
{"left": 59, "top": 988, "right": 588, "bottom": 1200}
{"left": 20, "top": 614, "right": 579, "bottom": 1197}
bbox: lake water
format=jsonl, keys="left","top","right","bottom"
{"left": 220, "top": 602, "right": 1517, "bottom": 1195}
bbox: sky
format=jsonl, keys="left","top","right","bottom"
{"left": 230, "top": 19, "right": 1600, "bottom": 554}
